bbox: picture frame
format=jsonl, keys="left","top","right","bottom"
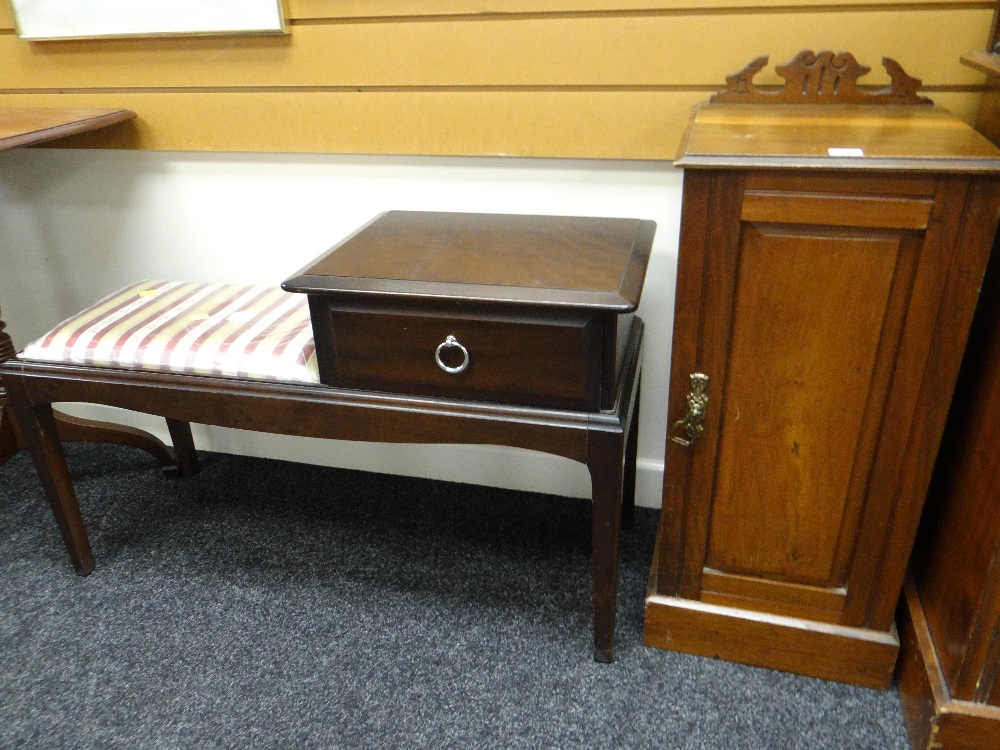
{"left": 8, "top": 0, "right": 287, "bottom": 40}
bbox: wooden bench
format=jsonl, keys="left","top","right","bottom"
{"left": 1, "top": 211, "right": 652, "bottom": 662}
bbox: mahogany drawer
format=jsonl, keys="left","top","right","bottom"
{"left": 308, "top": 300, "right": 605, "bottom": 411}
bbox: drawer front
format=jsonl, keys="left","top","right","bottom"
{"left": 313, "top": 303, "right": 604, "bottom": 410}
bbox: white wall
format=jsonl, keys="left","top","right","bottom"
{"left": 0, "top": 149, "right": 682, "bottom": 508}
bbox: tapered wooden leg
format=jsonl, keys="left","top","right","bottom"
{"left": 7, "top": 378, "right": 94, "bottom": 575}
{"left": 588, "top": 427, "right": 625, "bottom": 663}
{"left": 165, "top": 418, "right": 200, "bottom": 476}
{"left": 0, "top": 399, "right": 18, "bottom": 467}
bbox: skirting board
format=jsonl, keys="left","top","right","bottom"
{"left": 644, "top": 554, "right": 900, "bottom": 689}
{"left": 897, "top": 574, "right": 1000, "bottom": 750}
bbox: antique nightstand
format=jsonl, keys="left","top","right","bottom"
{"left": 644, "top": 51, "right": 1000, "bottom": 688}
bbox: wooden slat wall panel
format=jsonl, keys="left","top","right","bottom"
{"left": 0, "top": 10, "right": 990, "bottom": 89}
{"left": 0, "top": 1, "right": 993, "bottom": 156}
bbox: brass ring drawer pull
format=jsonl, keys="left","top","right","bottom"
{"left": 435, "top": 335, "right": 470, "bottom": 374}
{"left": 668, "top": 373, "right": 709, "bottom": 447}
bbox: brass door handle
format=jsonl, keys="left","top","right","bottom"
{"left": 668, "top": 373, "right": 709, "bottom": 447}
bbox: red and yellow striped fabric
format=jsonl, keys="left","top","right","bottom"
{"left": 20, "top": 280, "right": 319, "bottom": 384}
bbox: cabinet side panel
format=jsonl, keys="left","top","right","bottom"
{"left": 914, "top": 231, "right": 1000, "bottom": 703}
{"left": 705, "top": 225, "right": 900, "bottom": 586}
{"left": 860, "top": 177, "right": 1000, "bottom": 632}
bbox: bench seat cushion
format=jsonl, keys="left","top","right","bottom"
{"left": 20, "top": 280, "right": 320, "bottom": 384}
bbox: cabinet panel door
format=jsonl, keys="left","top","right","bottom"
{"left": 705, "top": 224, "right": 905, "bottom": 589}
{"left": 661, "top": 170, "right": 950, "bottom": 627}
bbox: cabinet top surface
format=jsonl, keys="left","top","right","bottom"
{"left": 676, "top": 103, "right": 1000, "bottom": 172}
{"left": 0, "top": 108, "right": 135, "bottom": 151}
{"left": 283, "top": 211, "right": 656, "bottom": 311}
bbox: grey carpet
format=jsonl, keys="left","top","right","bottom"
{"left": 1, "top": 443, "right": 909, "bottom": 749}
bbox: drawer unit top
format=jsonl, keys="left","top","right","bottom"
{"left": 282, "top": 211, "right": 655, "bottom": 312}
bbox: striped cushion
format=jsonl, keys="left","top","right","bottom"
{"left": 20, "top": 280, "right": 320, "bottom": 384}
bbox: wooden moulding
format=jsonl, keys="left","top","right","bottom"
{"left": 897, "top": 575, "right": 1000, "bottom": 750}
{"left": 644, "top": 552, "right": 900, "bottom": 689}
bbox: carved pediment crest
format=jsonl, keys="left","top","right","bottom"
{"left": 710, "top": 50, "right": 933, "bottom": 106}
